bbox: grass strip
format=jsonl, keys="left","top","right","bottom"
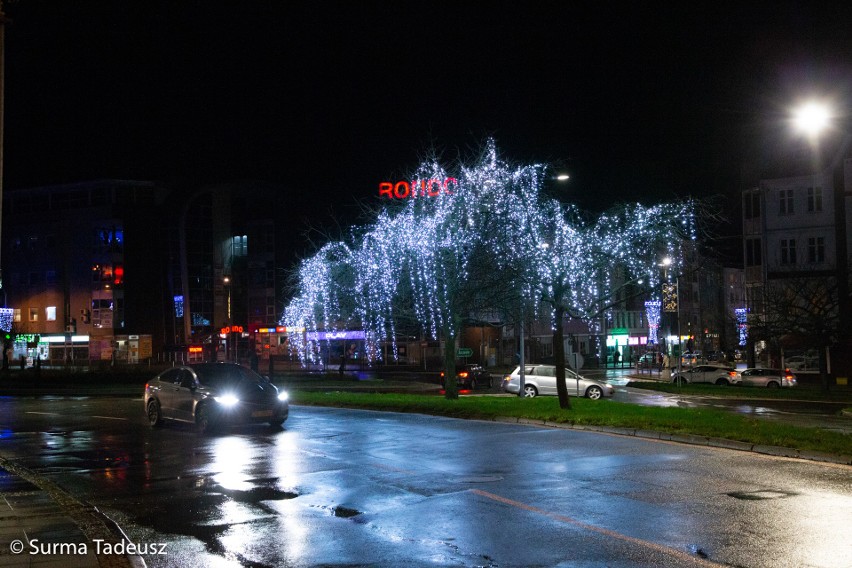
{"left": 290, "top": 391, "right": 852, "bottom": 456}
{"left": 626, "top": 381, "right": 852, "bottom": 402}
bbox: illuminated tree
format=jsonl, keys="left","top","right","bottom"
{"left": 283, "top": 140, "right": 697, "bottom": 403}
{"left": 527, "top": 200, "right": 695, "bottom": 408}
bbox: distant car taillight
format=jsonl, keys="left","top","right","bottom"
{"left": 459, "top": 372, "right": 469, "bottom": 378}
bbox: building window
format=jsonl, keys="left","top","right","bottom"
{"left": 780, "top": 239, "right": 797, "bottom": 265}
{"left": 94, "top": 226, "right": 124, "bottom": 253}
{"left": 808, "top": 237, "right": 825, "bottom": 263}
{"left": 779, "top": 189, "right": 794, "bottom": 215}
{"left": 29, "top": 307, "right": 39, "bottom": 322}
{"left": 745, "top": 238, "right": 762, "bottom": 266}
{"left": 13, "top": 309, "right": 21, "bottom": 322}
{"left": 92, "top": 299, "right": 114, "bottom": 329}
{"left": 232, "top": 235, "right": 248, "bottom": 257}
{"left": 744, "top": 192, "right": 761, "bottom": 219}
{"left": 807, "top": 187, "right": 823, "bottom": 212}
{"left": 46, "top": 307, "right": 57, "bottom": 322}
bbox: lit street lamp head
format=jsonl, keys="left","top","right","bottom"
{"left": 792, "top": 101, "right": 831, "bottom": 138}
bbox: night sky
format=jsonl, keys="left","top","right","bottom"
{"left": 4, "top": 1, "right": 852, "bottom": 234}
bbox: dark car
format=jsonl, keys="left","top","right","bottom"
{"left": 144, "top": 362, "right": 289, "bottom": 433}
{"left": 440, "top": 364, "right": 493, "bottom": 390}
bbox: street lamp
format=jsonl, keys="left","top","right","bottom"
{"left": 792, "top": 101, "right": 831, "bottom": 140}
{"left": 790, "top": 99, "right": 851, "bottom": 356}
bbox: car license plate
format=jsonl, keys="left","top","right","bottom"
{"left": 251, "top": 409, "right": 274, "bottom": 418}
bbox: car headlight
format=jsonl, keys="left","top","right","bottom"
{"left": 277, "top": 391, "right": 289, "bottom": 402}
{"left": 214, "top": 394, "right": 240, "bottom": 407}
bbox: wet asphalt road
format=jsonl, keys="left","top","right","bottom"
{"left": 0, "top": 396, "right": 850, "bottom": 568}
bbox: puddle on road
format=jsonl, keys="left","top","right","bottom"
{"left": 131, "top": 474, "right": 300, "bottom": 560}
{"left": 727, "top": 489, "right": 798, "bottom": 500}
{"left": 332, "top": 505, "right": 362, "bottom": 518}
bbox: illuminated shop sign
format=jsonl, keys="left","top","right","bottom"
{"left": 188, "top": 346, "right": 203, "bottom": 353}
{"left": 220, "top": 325, "right": 244, "bottom": 334}
{"left": 256, "top": 326, "right": 305, "bottom": 334}
{"left": 305, "top": 331, "right": 366, "bottom": 341}
{"left": 379, "top": 178, "right": 457, "bottom": 199}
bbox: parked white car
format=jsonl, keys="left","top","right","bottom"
{"left": 734, "top": 368, "right": 797, "bottom": 388}
{"left": 670, "top": 364, "right": 737, "bottom": 385}
{"left": 502, "top": 365, "right": 614, "bottom": 399}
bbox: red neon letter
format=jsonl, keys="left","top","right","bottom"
{"left": 394, "top": 181, "right": 410, "bottom": 199}
{"left": 379, "top": 182, "right": 393, "bottom": 198}
{"left": 443, "top": 177, "right": 457, "bottom": 195}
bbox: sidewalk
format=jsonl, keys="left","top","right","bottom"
{"left": 0, "top": 460, "right": 142, "bottom": 568}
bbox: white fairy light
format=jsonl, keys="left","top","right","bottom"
{"left": 283, "top": 140, "right": 696, "bottom": 365}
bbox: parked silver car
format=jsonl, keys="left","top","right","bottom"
{"left": 502, "top": 365, "right": 614, "bottom": 399}
{"left": 145, "top": 362, "right": 289, "bottom": 433}
{"left": 734, "top": 368, "right": 797, "bottom": 388}
{"left": 670, "top": 364, "right": 737, "bottom": 385}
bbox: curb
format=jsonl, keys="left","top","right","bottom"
{"left": 491, "top": 416, "right": 852, "bottom": 466}
{"left": 0, "top": 456, "right": 147, "bottom": 568}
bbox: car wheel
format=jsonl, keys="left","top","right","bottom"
{"left": 196, "top": 405, "right": 215, "bottom": 434}
{"left": 715, "top": 378, "right": 729, "bottom": 386}
{"left": 585, "top": 385, "right": 603, "bottom": 400}
{"left": 767, "top": 381, "right": 780, "bottom": 389}
{"left": 269, "top": 418, "right": 286, "bottom": 428}
{"left": 146, "top": 399, "right": 163, "bottom": 427}
{"left": 523, "top": 385, "right": 538, "bottom": 398}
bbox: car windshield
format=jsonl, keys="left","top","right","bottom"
{"left": 192, "top": 364, "right": 267, "bottom": 388}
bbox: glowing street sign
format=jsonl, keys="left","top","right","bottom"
{"left": 305, "top": 330, "right": 366, "bottom": 341}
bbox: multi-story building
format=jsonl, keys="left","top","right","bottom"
{"left": 741, "top": 137, "right": 852, "bottom": 373}
{"left": 1, "top": 180, "right": 167, "bottom": 365}
{"left": 2, "top": 179, "right": 290, "bottom": 367}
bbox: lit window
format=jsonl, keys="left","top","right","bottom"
{"left": 29, "top": 307, "right": 39, "bottom": 322}
{"left": 13, "top": 309, "right": 21, "bottom": 322}
{"left": 46, "top": 307, "right": 57, "bottom": 321}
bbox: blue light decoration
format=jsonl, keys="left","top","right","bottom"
{"left": 173, "top": 295, "right": 184, "bottom": 318}
{"left": 735, "top": 307, "right": 748, "bottom": 346}
{"left": 0, "top": 308, "right": 12, "bottom": 333}
{"left": 644, "top": 300, "right": 661, "bottom": 344}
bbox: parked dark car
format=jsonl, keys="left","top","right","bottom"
{"left": 440, "top": 364, "right": 493, "bottom": 390}
{"left": 144, "top": 362, "right": 289, "bottom": 433}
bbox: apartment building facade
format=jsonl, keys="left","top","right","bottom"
{"left": 742, "top": 139, "right": 852, "bottom": 373}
